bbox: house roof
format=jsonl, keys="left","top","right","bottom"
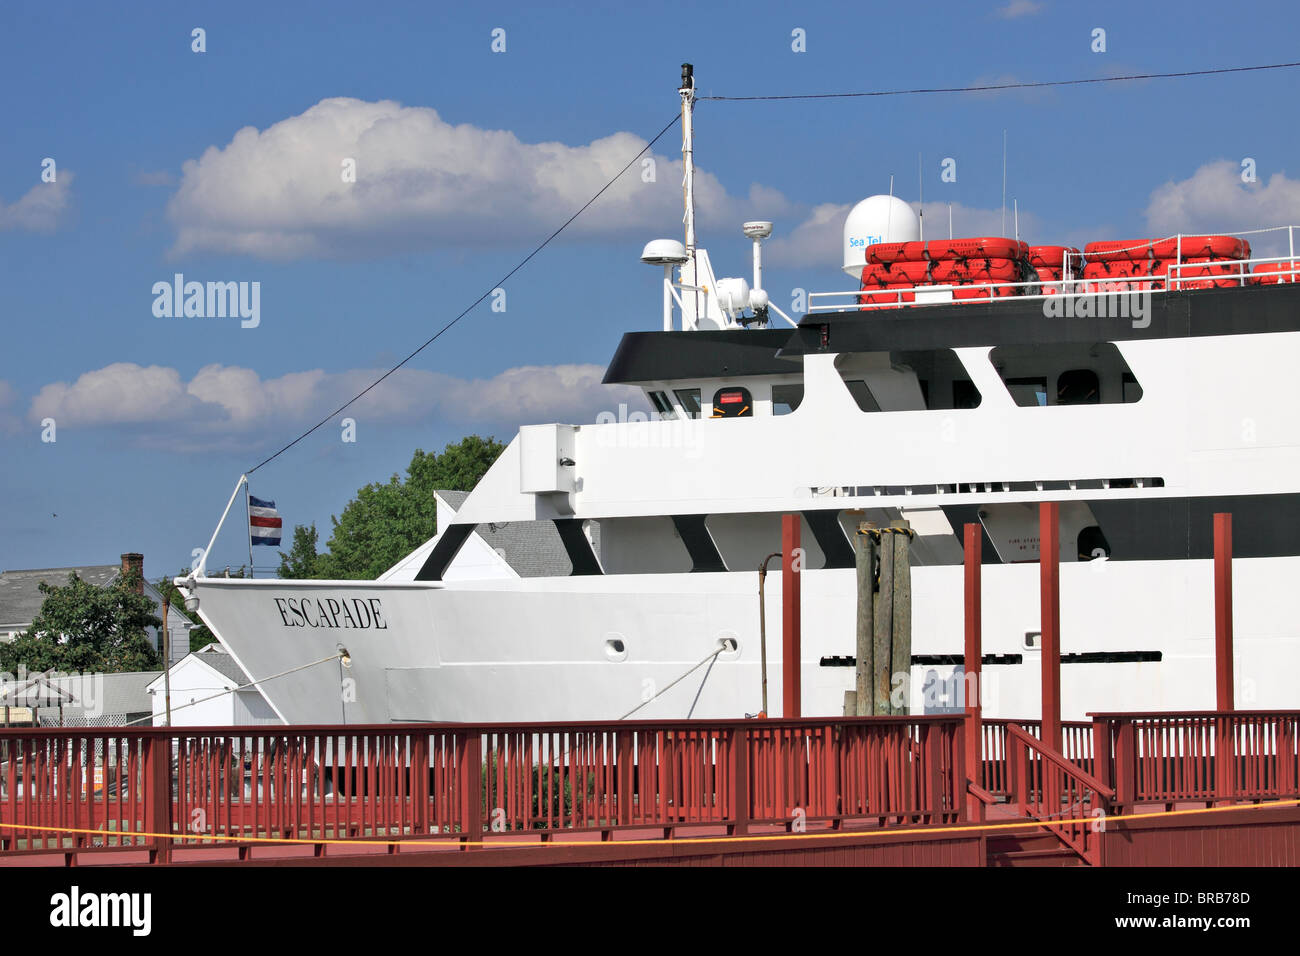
{"left": 0, "top": 565, "right": 119, "bottom": 628}
{"left": 192, "top": 644, "right": 251, "bottom": 687}
{"left": 437, "top": 490, "right": 600, "bottom": 577}
{"left": 147, "top": 643, "right": 251, "bottom": 691}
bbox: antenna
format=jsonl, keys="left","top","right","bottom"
{"left": 887, "top": 174, "right": 894, "bottom": 241}
{"left": 679, "top": 63, "right": 698, "bottom": 324}
{"left": 680, "top": 63, "right": 696, "bottom": 257}
{"left": 917, "top": 152, "right": 924, "bottom": 243}
{"left": 948, "top": 202, "right": 953, "bottom": 240}
{"left": 1001, "top": 128, "right": 1007, "bottom": 237}
{"left": 1014, "top": 199, "right": 1019, "bottom": 242}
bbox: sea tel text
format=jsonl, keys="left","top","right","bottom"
{"left": 273, "top": 596, "right": 388, "bottom": 630}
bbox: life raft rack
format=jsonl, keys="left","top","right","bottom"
{"left": 856, "top": 232, "right": 1298, "bottom": 306}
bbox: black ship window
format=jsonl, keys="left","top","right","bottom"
{"left": 1122, "top": 372, "right": 1143, "bottom": 403}
{"left": 772, "top": 383, "right": 804, "bottom": 415}
{"left": 1078, "top": 525, "right": 1111, "bottom": 560}
{"left": 711, "top": 387, "right": 753, "bottom": 418}
{"left": 992, "top": 343, "right": 1142, "bottom": 406}
{"left": 673, "top": 388, "right": 702, "bottom": 419}
{"left": 952, "top": 380, "right": 981, "bottom": 409}
{"left": 844, "top": 380, "right": 881, "bottom": 412}
{"left": 1057, "top": 369, "right": 1100, "bottom": 405}
{"left": 1005, "top": 376, "right": 1048, "bottom": 407}
{"left": 836, "top": 350, "right": 980, "bottom": 412}
{"left": 648, "top": 390, "right": 674, "bottom": 419}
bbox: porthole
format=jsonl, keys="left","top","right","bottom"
{"left": 604, "top": 635, "right": 629, "bottom": 662}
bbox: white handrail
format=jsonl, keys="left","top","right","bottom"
{"left": 194, "top": 474, "right": 248, "bottom": 578}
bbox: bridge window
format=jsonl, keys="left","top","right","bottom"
{"left": 648, "top": 391, "right": 674, "bottom": 420}
{"left": 772, "top": 384, "right": 804, "bottom": 415}
{"left": 992, "top": 343, "right": 1142, "bottom": 406}
{"left": 835, "top": 350, "right": 980, "bottom": 412}
{"left": 712, "top": 387, "right": 753, "bottom": 418}
{"left": 673, "top": 388, "right": 702, "bottom": 419}
{"left": 1005, "top": 377, "right": 1047, "bottom": 407}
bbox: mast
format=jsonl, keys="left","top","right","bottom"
{"left": 679, "top": 63, "right": 696, "bottom": 260}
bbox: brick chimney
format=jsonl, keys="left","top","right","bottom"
{"left": 120, "top": 553, "right": 144, "bottom": 594}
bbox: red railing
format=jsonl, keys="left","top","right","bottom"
{"left": 0, "top": 716, "right": 965, "bottom": 859}
{"left": 1005, "top": 723, "right": 1114, "bottom": 865}
{"left": 1092, "top": 711, "right": 1300, "bottom": 812}
{"left": 979, "top": 719, "right": 1093, "bottom": 794}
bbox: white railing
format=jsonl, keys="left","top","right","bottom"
{"left": 808, "top": 226, "right": 1299, "bottom": 314}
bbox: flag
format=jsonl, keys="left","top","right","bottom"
{"left": 249, "top": 494, "right": 282, "bottom": 546}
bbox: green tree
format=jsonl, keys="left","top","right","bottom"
{"left": 280, "top": 436, "right": 504, "bottom": 580}
{"left": 0, "top": 570, "right": 162, "bottom": 673}
{"left": 278, "top": 523, "right": 324, "bottom": 579}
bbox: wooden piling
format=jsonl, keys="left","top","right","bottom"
{"left": 890, "top": 520, "right": 912, "bottom": 715}
{"left": 855, "top": 523, "right": 876, "bottom": 715}
{"left": 873, "top": 527, "right": 894, "bottom": 715}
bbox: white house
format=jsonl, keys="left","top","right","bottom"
{"left": 147, "top": 643, "right": 279, "bottom": 726}
{"left": 0, "top": 553, "right": 191, "bottom": 668}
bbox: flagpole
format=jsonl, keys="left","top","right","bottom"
{"left": 245, "top": 482, "right": 255, "bottom": 580}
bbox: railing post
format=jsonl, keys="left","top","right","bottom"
{"left": 1113, "top": 719, "right": 1136, "bottom": 813}
{"left": 411, "top": 734, "right": 429, "bottom": 836}
{"left": 1090, "top": 718, "right": 1113, "bottom": 795}
{"left": 730, "top": 725, "right": 750, "bottom": 836}
{"left": 143, "top": 734, "right": 173, "bottom": 864}
{"left": 1039, "top": 502, "right": 1062, "bottom": 753}
{"left": 457, "top": 732, "right": 483, "bottom": 847}
{"left": 1214, "top": 513, "right": 1234, "bottom": 711}
{"left": 963, "top": 523, "right": 983, "bottom": 819}
{"left": 617, "top": 729, "right": 635, "bottom": 827}
{"left": 951, "top": 719, "right": 968, "bottom": 822}
{"left": 1214, "top": 715, "right": 1235, "bottom": 806}
{"left": 782, "top": 514, "right": 802, "bottom": 718}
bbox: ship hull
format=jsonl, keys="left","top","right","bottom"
{"left": 186, "top": 555, "right": 1298, "bottom": 725}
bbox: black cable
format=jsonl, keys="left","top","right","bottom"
{"left": 700, "top": 60, "right": 1300, "bottom": 102}
{"left": 246, "top": 111, "right": 683, "bottom": 475}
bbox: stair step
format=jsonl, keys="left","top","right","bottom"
{"left": 989, "top": 848, "right": 1086, "bottom": 867}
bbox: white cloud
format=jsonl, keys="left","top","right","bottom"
{"left": 995, "top": 0, "right": 1044, "bottom": 18}
{"left": 1145, "top": 160, "right": 1300, "bottom": 254}
{"left": 28, "top": 361, "right": 645, "bottom": 449}
{"left": 0, "top": 172, "right": 74, "bottom": 233}
{"left": 166, "top": 97, "right": 798, "bottom": 259}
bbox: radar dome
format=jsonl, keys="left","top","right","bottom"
{"left": 842, "top": 195, "right": 920, "bottom": 277}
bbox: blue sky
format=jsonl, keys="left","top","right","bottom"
{"left": 2, "top": 0, "right": 1298, "bottom": 580}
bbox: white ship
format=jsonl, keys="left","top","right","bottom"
{"left": 176, "top": 65, "right": 1300, "bottom": 725}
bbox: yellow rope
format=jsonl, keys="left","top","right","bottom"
{"left": 2, "top": 796, "right": 1296, "bottom": 852}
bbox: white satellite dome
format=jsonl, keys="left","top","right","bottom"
{"left": 842, "top": 195, "right": 920, "bottom": 277}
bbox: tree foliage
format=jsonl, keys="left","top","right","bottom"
{"left": 278, "top": 436, "right": 504, "bottom": 581}
{"left": 0, "top": 570, "right": 162, "bottom": 674}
